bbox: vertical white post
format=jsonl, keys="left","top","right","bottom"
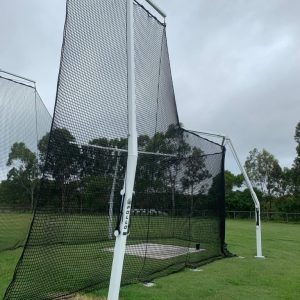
{"left": 108, "top": 0, "right": 138, "bottom": 299}
{"left": 227, "top": 139, "right": 264, "bottom": 258}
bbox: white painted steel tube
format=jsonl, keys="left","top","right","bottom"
{"left": 227, "top": 139, "right": 264, "bottom": 258}
{"left": 186, "top": 129, "right": 227, "bottom": 139}
{"left": 0, "top": 69, "right": 36, "bottom": 84}
{"left": 71, "top": 142, "right": 177, "bottom": 158}
{"left": 107, "top": 0, "right": 138, "bottom": 299}
{"left": 145, "top": 0, "right": 167, "bottom": 18}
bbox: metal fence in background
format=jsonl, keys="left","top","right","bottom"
{"left": 0, "top": 207, "right": 33, "bottom": 213}
{"left": 227, "top": 210, "right": 300, "bottom": 223}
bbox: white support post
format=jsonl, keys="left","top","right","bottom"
{"left": 226, "top": 139, "right": 264, "bottom": 258}
{"left": 107, "top": 0, "right": 138, "bottom": 299}
{"left": 184, "top": 128, "right": 264, "bottom": 258}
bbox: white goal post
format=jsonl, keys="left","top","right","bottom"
{"left": 187, "top": 129, "right": 265, "bottom": 259}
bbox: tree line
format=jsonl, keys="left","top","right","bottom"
{"left": 1, "top": 122, "right": 299, "bottom": 214}
{"left": 0, "top": 125, "right": 224, "bottom": 215}
{"left": 226, "top": 122, "right": 300, "bottom": 213}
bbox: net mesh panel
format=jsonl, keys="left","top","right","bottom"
{"left": 0, "top": 76, "right": 52, "bottom": 253}
{"left": 4, "top": 0, "right": 225, "bottom": 299}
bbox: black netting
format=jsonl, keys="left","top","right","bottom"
{"left": 4, "top": 1, "right": 226, "bottom": 299}
{"left": 0, "top": 75, "right": 52, "bottom": 252}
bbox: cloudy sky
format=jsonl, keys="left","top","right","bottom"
{"left": 0, "top": 0, "right": 299, "bottom": 173}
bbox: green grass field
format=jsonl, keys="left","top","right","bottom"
{"left": 0, "top": 212, "right": 32, "bottom": 251}
{"left": 1, "top": 219, "right": 299, "bottom": 299}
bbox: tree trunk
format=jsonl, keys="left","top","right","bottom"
{"left": 30, "top": 187, "right": 34, "bottom": 212}
{"left": 171, "top": 184, "right": 176, "bottom": 239}
{"left": 171, "top": 184, "right": 175, "bottom": 215}
{"left": 61, "top": 177, "right": 65, "bottom": 212}
{"left": 190, "top": 185, "right": 194, "bottom": 214}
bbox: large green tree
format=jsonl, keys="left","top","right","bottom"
{"left": 276, "top": 167, "right": 295, "bottom": 197}
{"left": 224, "top": 170, "right": 243, "bottom": 194}
{"left": 224, "top": 170, "right": 262, "bottom": 211}
{"left": 181, "top": 147, "right": 211, "bottom": 212}
{"left": 135, "top": 134, "right": 167, "bottom": 196}
{"left": 81, "top": 137, "right": 124, "bottom": 178}
{"left": 79, "top": 137, "right": 128, "bottom": 211}
{"left": 292, "top": 122, "right": 300, "bottom": 195}
{"left": 245, "top": 148, "right": 282, "bottom": 210}
{"left": 38, "top": 128, "right": 80, "bottom": 211}
{"left": 162, "top": 125, "right": 190, "bottom": 214}
{"left": 6, "top": 142, "right": 39, "bottom": 210}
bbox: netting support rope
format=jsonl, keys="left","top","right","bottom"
{"left": 108, "top": 1, "right": 138, "bottom": 299}
{"left": 185, "top": 128, "right": 265, "bottom": 259}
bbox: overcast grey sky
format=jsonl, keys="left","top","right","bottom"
{"left": 0, "top": 0, "right": 299, "bottom": 173}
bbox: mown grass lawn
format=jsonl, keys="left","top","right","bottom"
{"left": 0, "top": 212, "right": 32, "bottom": 251}
{"left": 86, "top": 220, "right": 300, "bottom": 300}
{"left": 1, "top": 214, "right": 221, "bottom": 299}
{"left": 1, "top": 220, "right": 299, "bottom": 299}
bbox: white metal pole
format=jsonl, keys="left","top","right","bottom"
{"left": 186, "top": 129, "right": 227, "bottom": 139}
{"left": 227, "top": 139, "right": 264, "bottom": 258}
{"left": 145, "top": 0, "right": 167, "bottom": 18}
{"left": 0, "top": 69, "right": 36, "bottom": 84}
{"left": 107, "top": 0, "right": 138, "bottom": 298}
{"left": 71, "top": 142, "right": 177, "bottom": 157}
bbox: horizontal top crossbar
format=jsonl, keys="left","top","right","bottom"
{"left": 185, "top": 128, "right": 227, "bottom": 139}
{"left": 0, "top": 69, "right": 36, "bottom": 84}
{"left": 144, "top": 0, "right": 167, "bottom": 18}
{"left": 72, "top": 142, "right": 177, "bottom": 158}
